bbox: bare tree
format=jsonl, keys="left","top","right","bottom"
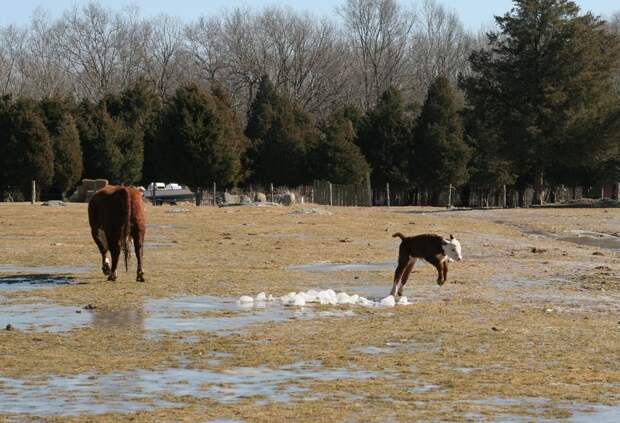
{"left": 20, "top": 9, "right": 69, "bottom": 98}
{"left": 409, "top": 0, "right": 473, "bottom": 100}
{"left": 0, "top": 25, "right": 27, "bottom": 96}
{"left": 338, "top": 0, "right": 415, "bottom": 110}
{"left": 144, "top": 15, "right": 188, "bottom": 97}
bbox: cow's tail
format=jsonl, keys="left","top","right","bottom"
{"left": 122, "top": 188, "right": 131, "bottom": 272}
{"left": 392, "top": 232, "right": 406, "bottom": 240}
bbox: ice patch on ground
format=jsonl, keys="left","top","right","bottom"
{"left": 238, "top": 289, "right": 410, "bottom": 308}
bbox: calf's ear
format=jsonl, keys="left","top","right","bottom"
{"left": 449, "top": 234, "right": 455, "bottom": 240}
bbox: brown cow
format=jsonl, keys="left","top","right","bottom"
{"left": 88, "top": 185, "right": 146, "bottom": 282}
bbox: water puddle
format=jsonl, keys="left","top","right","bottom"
{"left": 0, "top": 295, "right": 357, "bottom": 334}
{"left": 568, "top": 403, "right": 620, "bottom": 422}
{"left": 559, "top": 232, "right": 620, "bottom": 251}
{"left": 0, "top": 300, "right": 90, "bottom": 332}
{"left": 0, "top": 264, "right": 90, "bottom": 291}
{"left": 0, "top": 362, "right": 378, "bottom": 416}
{"left": 288, "top": 262, "right": 393, "bottom": 272}
{"left": 144, "top": 296, "right": 355, "bottom": 333}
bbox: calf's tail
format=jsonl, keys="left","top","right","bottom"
{"left": 392, "top": 232, "right": 405, "bottom": 240}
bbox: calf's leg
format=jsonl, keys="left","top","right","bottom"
{"left": 391, "top": 255, "right": 411, "bottom": 296}
{"left": 442, "top": 260, "right": 448, "bottom": 283}
{"left": 397, "top": 258, "right": 416, "bottom": 296}
{"left": 426, "top": 256, "right": 445, "bottom": 286}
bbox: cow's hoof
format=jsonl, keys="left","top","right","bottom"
{"left": 102, "top": 265, "right": 111, "bottom": 276}
{"left": 437, "top": 279, "right": 445, "bottom": 286}
{"left": 107, "top": 275, "right": 117, "bottom": 282}
{"left": 136, "top": 274, "right": 145, "bottom": 282}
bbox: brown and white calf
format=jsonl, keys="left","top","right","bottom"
{"left": 88, "top": 185, "right": 146, "bottom": 282}
{"left": 390, "top": 233, "right": 463, "bottom": 296}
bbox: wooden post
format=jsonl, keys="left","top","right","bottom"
{"left": 329, "top": 182, "right": 333, "bottom": 206}
{"left": 616, "top": 182, "right": 620, "bottom": 201}
{"left": 152, "top": 183, "right": 157, "bottom": 205}
{"left": 270, "top": 183, "right": 274, "bottom": 203}
{"left": 31, "top": 180, "right": 36, "bottom": 204}
{"left": 386, "top": 183, "right": 390, "bottom": 207}
{"left": 448, "top": 184, "right": 452, "bottom": 208}
{"left": 213, "top": 182, "right": 217, "bottom": 206}
{"left": 311, "top": 189, "right": 314, "bottom": 204}
{"left": 503, "top": 185, "right": 507, "bottom": 208}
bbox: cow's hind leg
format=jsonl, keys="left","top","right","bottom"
{"left": 132, "top": 228, "right": 145, "bottom": 282}
{"left": 108, "top": 243, "right": 121, "bottom": 282}
{"left": 91, "top": 228, "right": 110, "bottom": 276}
{"left": 442, "top": 260, "right": 448, "bottom": 283}
{"left": 397, "top": 258, "right": 417, "bottom": 297}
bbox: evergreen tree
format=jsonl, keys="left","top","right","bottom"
{"left": 357, "top": 87, "right": 413, "bottom": 187}
{"left": 461, "top": 0, "right": 620, "bottom": 203}
{"left": 245, "top": 75, "right": 318, "bottom": 186}
{"left": 0, "top": 97, "right": 54, "bottom": 198}
{"left": 76, "top": 100, "right": 124, "bottom": 183}
{"left": 39, "top": 98, "right": 83, "bottom": 197}
{"left": 155, "top": 84, "right": 246, "bottom": 190}
{"left": 309, "top": 109, "right": 370, "bottom": 184}
{"left": 412, "top": 76, "right": 471, "bottom": 199}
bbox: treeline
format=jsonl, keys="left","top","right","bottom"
{"left": 1, "top": 0, "right": 620, "bottom": 202}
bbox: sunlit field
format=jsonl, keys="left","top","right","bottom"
{"left": 0, "top": 202, "right": 619, "bottom": 422}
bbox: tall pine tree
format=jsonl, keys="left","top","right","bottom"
{"left": 412, "top": 76, "right": 471, "bottom": 200}
{"left": 462, "top": 0, "right": 620, "bottom": 203}
{"left": 245, "top": 75, "right": 318, "bottom": 186}
{"left": 357, "top": 87, "right": 413, "bottom": 187}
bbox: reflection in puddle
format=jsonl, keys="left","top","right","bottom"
{"left": 0, "top": 300, "right": 90, "bottom": 332}
{"left": 0, "top": 295, "right": 356, "bottom": 334}
{"left": 288, "top": 262, "right": 394, "bottom": 272}
{"left": 144, "top": 296, "right": 355, "bottom": 333}
{"left": 0, "top": 363, "right": 377, "bottom": 416}
{"left": 0, "top": 274, "right": 75, "bottom": 292}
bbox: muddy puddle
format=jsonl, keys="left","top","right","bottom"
{"left": 0, "top": 362, "right": 378, "bottom": 416}
{"left": 559, "top": 230, "right": 620, "bottom": 251}
{"left": 1, "top": 295, "right": 356, "bottom": 334}
{"left": 0, "top": 299, "right": 90, "bottom": 332}
{"left": 0, "top": 264, "right": 90, "bottom": 291}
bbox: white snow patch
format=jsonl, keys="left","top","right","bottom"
{"left": 238, "top": 289, "right": 411, "bottom": 309}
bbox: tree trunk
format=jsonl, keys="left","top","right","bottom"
{"left": 535, "top": 171, "right": 545, "bottom": 206}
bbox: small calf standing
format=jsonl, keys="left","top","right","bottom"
{"left": 88, "top": 185, "right": 146, "bottom": 282}
{"left": 390, "top": 233, "right": 462, "bottom": 296}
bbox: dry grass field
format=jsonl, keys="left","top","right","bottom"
{"left": 0, "top": 202, "right": 619, "bottom": 422}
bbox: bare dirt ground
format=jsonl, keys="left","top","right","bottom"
{"left": 0, "top": 203, "right": 619, "bottom": 422}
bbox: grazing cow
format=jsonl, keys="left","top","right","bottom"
{"left": 390, "top": 233, "right": 462, "bottom": 296}
{"left": 88, "top": 185, "right": 146, "bottom": 282}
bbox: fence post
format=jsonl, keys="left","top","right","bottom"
{"left": 311, "top": 189, "right": 314, "bottom": 204}
{"left": 386, "top": 183, "right": 390, "bottom": 207}
{"left": 270, "top": 183, "right": 274, "bottom": 203}
{"left": 617, "top": 182, "right": 620, "bottom": 201}
{"left": 31, "top": 180, "right": 36, "bottom": 204}
{"left": 503, "top": 185, "right": 507, "bottom": 208}
{"left": 448, "top": 184, "right": 452, "bottom": 208}
{"left": 329, "top": 182, "right": 333, "bottom": 206}
{"left": 213, "top": 182, "right": 217, "bottom": 206}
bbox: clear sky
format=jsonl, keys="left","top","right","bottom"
{"left": 0, "top": 0, "right": 618, "bottom": 31}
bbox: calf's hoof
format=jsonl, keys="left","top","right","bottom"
{"left": 437, "top": 278, "right": 446, "bottom": 286}
{"left": 136, "top": 273, "right": 145, "bottom": 282}
{"left": 102, "top": 264, "right": 111, "bottom": 276}
{"left": 107, "top": 274, "right": 117, "bottom": 282}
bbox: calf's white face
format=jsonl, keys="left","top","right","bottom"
{"left": 442, "top": 235, "right": 463, "bottom": 261}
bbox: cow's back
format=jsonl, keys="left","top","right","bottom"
{"left": 88, "top": 185, "right": 131, "bottom": 232}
